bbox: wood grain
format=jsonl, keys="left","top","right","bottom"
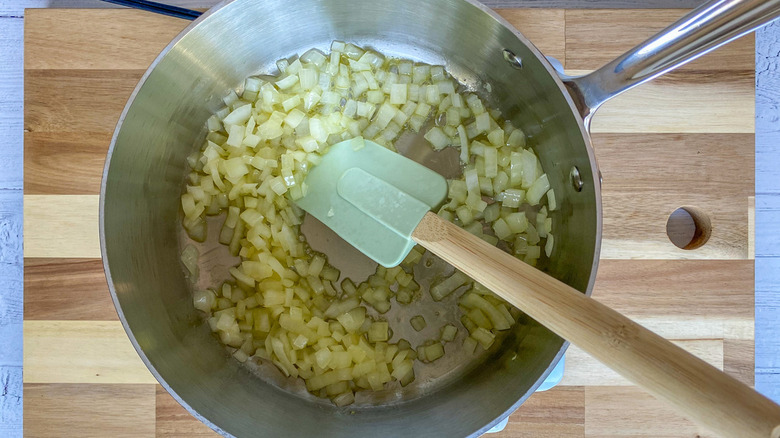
{"left": 20, "top": 10, "right": 756, "bottom": 139}
{"left": 496, "top": 9, "right": 566, "bottom": 64}
{"left": 19, "top": 258, "right": 753, "bottom": 367}
{"left": 594, "top": 261, "right": 754, "bottom": 342}
{"left": 22, "top": 129, "right": 757, "bottom": 262}
{"left": 564, "top": 9, "right": 755, "bottom": 71}
{"left": 24, "top": 258, "right": 115, "bottom": 321}
{"left": 587, "top": 70, "right": 755, "bottom": 134}
{"left": 23, "top": 195, "right": 99, "bottom": 258}
{"left": 756, "top": 202, "right": 780, "bottom": 261}
{"left": 20, "top": 6, "right": 764, "bottom": 437}
{"left": 20, "top": 258, "right": 753, "bottom": 337}
{"left": 156, "top": 384, "right": 588, "bottom": 438}
{"left": 584, "top": 386, "right": 716, "bottom": 437}
{"left": 23, "top": 320, "right": 156, "bottom": 384}
{"left": 0, "top": 366, "right": 22, "bottom": 436}
{"left": 24, "top": 383, "right": 156, "bottom": 438}
{"left": 593, "top": 260, "right": 754, "bottom": 317}
{"left": 623, "top": 316, "right": 752, "bottom": 341}
{"left": 24, "top": 132, "right": 110, "bottom": 195}
{"left": 26, "top": 189, "right": 756, "bottom": 260}
{"left": 412, "top": 211, "right": 778, "bottom": 438}
{"left": 16, "top": 311, "right": 745, "bottom": 389}
{"left": 22, "top": 69, "right": 751, "bottom": 137}
{"left": 595, "top": 133, "right": 754, "bottom": 260}
{"left": 156, "top": 385, "right": 219, "bottom": 437}
{"left": 0, "top": 16, "right": 23, "bottom": 189}
{"left": 561, "top": 339, "right": 724, "bottom": 386}
{"left": 494, "top": 387, "right": 585, "bottom": 437}
{"left": 1, "top": 12, "right": 24, "bottom": 438}
{"left": 23, "top": 68, "right": 754, "bottom": 137}
{"left": 725, "top": 339, "right": 755, "bottom": 387}
{"left": 24, "top": 9, "right": 187, "bottom": 70}
{"left": 24, "top": 69, "right": 143, "bottom": 135}
{"left": 750, "top": 195, "right": 756, "bottom": 259}
{"left": 23, "top": 9, "right": 564, "bottom": 71}
{"left": 0, "top": 192, "right": 23, "bottom": 265}
{"left": 0, "top": 194, "right": 23, "bottom": 369}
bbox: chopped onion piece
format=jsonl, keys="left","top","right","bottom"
{"left": 430, "top": 270, "right": 470, "bottom": 301}
{"left": 424, "top": 126, "right": 450, "bottom": 150}
{"left": 463, "top": 336, "right": 478, "bottom": 354}
{"left": 492, "top": 218, "right": 512, "bottom": 241}
{"left": 475, "top": 112, "right": 490, "bottom": 135}
{"left": 520, "top": 149, "right": 538, "bottom": 189}
{"left": 506, "top": 129, "right": 526, "bottom": 148}
{"left": 410, "top": 315, "right": 427, "bottom": 332}
{"left": 424, "top": 343, "right": 445, "bottom": 362}
{"left": 457, "top": 125, "right": 469, "bottom": 164}
{"left": 471, "top": 327, "right": 495, "bottom": 349}
{"left": 180, "top": 244, "right": 199, "bottom": 280}
{"left": 545, "top": 234, "right": 555, "bottom": 257}
{"left": 223, "top": 104, "right": 252, "bottom": 126}
{"left": 440, "top": 324, "right": 458, "bottom": 342}
{"left": 483, "top": 146, "right": 498, "bottom": 178}
{"left": 505, "top": 212, "right": 528, "bottom": 234}
{"left": 526, "top": 174, "right": 550, "bottom": 206}
{"left": 389, "top": 83, "right": 407, "bottom": 105}
{"left": 193, "top": 289, "right": 215, "bottom": 313}
{"left": 498, "top": 189, "right": 525, "bottom": 208}
{"left": 547, "top": 189, "right": 557, "bottom": 211}
{"left": 368, "top": 321, "right": 389, "bottom": 342}
{"left": 460, "top": 292, "right": 511, "bottom": 330}
{"left": 276, "top": 74, "right": 298, "bottom": 90}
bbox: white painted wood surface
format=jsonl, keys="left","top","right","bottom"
{"left": 755, "top": 20, "right": 780, "bottom": 404}
{"left": 0, "top": 4, "right": 23, "bottom": 436}
{"left": 1, "top": 1, "right": 777, "bottom": 436}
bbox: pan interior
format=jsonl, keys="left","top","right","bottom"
{"left": 102, "top": 0, "right": 599, "bottom": 437}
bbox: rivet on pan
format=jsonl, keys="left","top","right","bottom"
{"left": 570, "top": 166, "right": 584, "bottom": 192}
{"left": 502, "top": 49, "right": 523, "bottom": 69}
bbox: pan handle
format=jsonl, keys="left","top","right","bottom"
{"left": 562, "top": 0, "right": 780, "bottom": 127}
{"left": 99, "top": 0, "right": 202, "bottom": 20}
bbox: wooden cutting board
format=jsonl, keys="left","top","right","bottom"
{"left": 22, "top": 8, "right": 755, "bottom": 437}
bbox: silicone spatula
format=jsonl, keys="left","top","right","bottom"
{"left": 294, "top": 136, "right": 780, "bottom": 438}
{"left": 295, "top": 137, "right": 449, "bottom": 268}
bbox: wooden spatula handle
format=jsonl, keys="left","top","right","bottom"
{"left": 412, "top": 211, "right": 780, "bottom": 438}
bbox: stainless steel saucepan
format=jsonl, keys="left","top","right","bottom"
{"left": 100, "top": 0, "right": 780, "bottom": 437}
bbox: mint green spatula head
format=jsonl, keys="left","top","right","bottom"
{"left": 295, "top": 137, "right": 448, "bottom": 267}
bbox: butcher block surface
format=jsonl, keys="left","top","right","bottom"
{"left": 23, "top": 8, "right": 755, "bottom": 437}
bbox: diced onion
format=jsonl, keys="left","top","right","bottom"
{"left": 440, "top": 324, "right": 458, "bottom": 342}
{"left": 424, "top": 126, "right": 450, "bottom": 150}
{"left": 545, "top": 233, "right": 555, "bottom": 257}
{"left": 526, "top": 174, "right": 550, "bottom": 206}
{"left": 182, "top": 41, "right": 556, "bottom": 407}
{"left": 471, "top": 327, "right": 495, "bottom": 349}
{"left": 424, "top": 343, "right": 445, "bottom": 362}
{"left": 410, "top": 315, "right": 427, "bottom": 332}
{"left": 547, "top": 189, "right": 557, "bottom": 211}
{"left": 430, "top": 271, "right": 470, "bottom": 301}
{"left": 193, "top": 289, "right": 216, "bottom": 313}
{"left": 180, "top": 244, "right": 199, "bottom": 281}
{"left": 463, "top": 336, "right": 478, "bottom": 354}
